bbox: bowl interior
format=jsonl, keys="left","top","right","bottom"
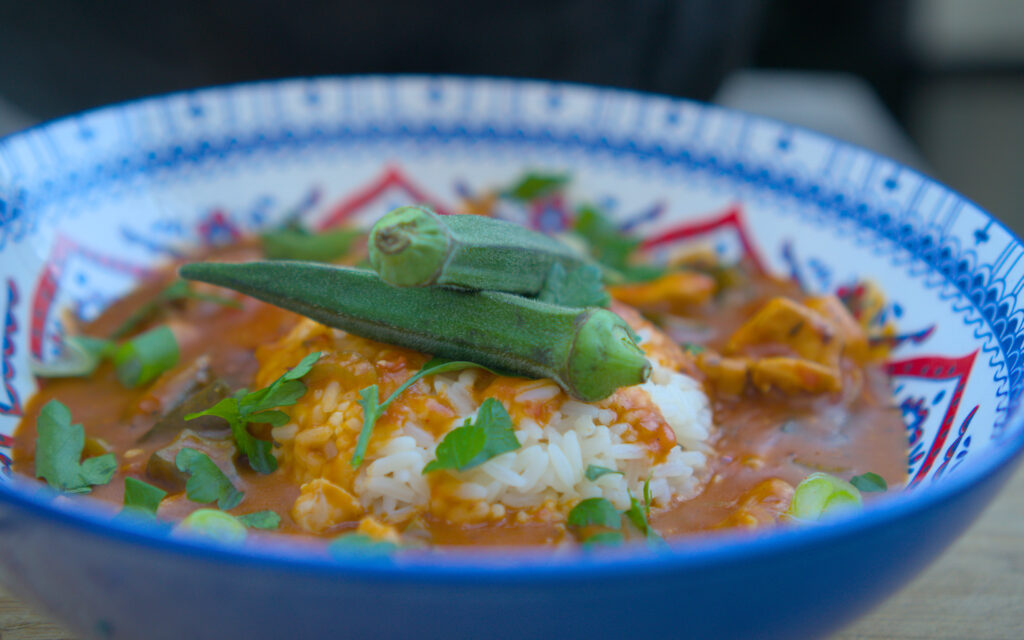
{"left": 0, "top": 75, "right": 1021, "bottom": 528}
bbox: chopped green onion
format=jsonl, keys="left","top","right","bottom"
{"left": 849, "top": 472, "right": 888, "bottom": 493}
{"left": 30, "top": 336, "right": 115, "bottom": 378}
{"left": 173, "top": 509, "right": 247, "bottom": 544}
{"left": 111, "top": 279, "right": 240, "bottom": 339}
{"left": 786, "top": 472, "right": 863, "bottom": 522}
{"left": 113, "top": 325, "right": 179, "bottom": 388}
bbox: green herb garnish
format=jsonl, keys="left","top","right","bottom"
{"left": 573, "top": 206, "right": 665, "bottom": 283}
{"left": 122, "top": 477, "right": 167, "bottom": 517}
{"left": 849, "top": 472, "right": 888, "bottom": 493}
{"left": 567, "top": 497, "right": 622, "bottom": 529}
{"left": 175, "top": 447, "right": 244, "bottom": 510}
{"left": 328, "top": 533, "right": 399, "bottom": 557}
{"left": 353, "top": 357, "right": 492, "bottom": 468}
{"left": 573, "top": 206, "right": 640, "bottom": 272}
{"left": 30, "top": 336, "right": 115, "bottom": 378}
{"left": 112, "top": 279, "right": 240, "bottom": 339}
{"left": 113, "top": 325, "right": 180, "bottom": 388}
{"left": 681, "top": 343, "right": 706, "bottom": 355}
{"left": 502, "top": 172, "right": 570, "bottom": 201}
{"left": 422, "top": 398, "right": 520, "bottom": 473}
{"left": 584, "top": 465, "right": 623, "bottom": 481}
{"left": 582, "top": 531, "right": 625, "bottom": 547}
{"left": 237, "top": 510, "right": 281, "bottom": 530}
{"left": 261, "top": 226, "right": 363, "bottom": 262}
{"left": 34, "top": 399, "right": 117, "bottom": 494}
{"left": 538, "top": 263, "right": 610, "bottom": 308}
{"left": 624, "top": 479, "right": 664, "bottom": 543}
{"left": 187, "top": 351, "right": 323, "bottom": 473}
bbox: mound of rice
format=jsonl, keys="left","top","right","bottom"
{"left": 259, "top": 313, "right": 715, "bottom": 534}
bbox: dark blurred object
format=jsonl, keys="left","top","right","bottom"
{"left": 0, "top": 0, "right": 764, "bottom": 120}
{"left": 753, "top": 1, "right": 915, "bottom": 123}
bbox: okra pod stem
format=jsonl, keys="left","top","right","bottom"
{"left": 368, "top": 206, "right": 591, "bottom": 293}
{"left": 180, "top": 261, "right": 650, "bottom": 401}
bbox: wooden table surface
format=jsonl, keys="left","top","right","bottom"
{"left": 2, "top": 464, "right": 1022, "bottom": 640}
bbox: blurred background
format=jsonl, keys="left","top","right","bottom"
{"left": 0, "top": 0, "right": 1020, "bottom": 229}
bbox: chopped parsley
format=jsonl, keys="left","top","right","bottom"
{"left": 187, "top": 351, "right": 324, "bottom": 473}
{"left": 584, "top": 465, "right": 623, "bottom": 481}
{"left": 624, "top": 478, "right": 664, "bottom": 544}
{"left": 237, "top": 510, "right": 281, "bottom": 530}
{"left": 175, "top": 447, "right": 244, "bottom": 510}
{"left": 573, "top": 205, "right": 665, "bottom": 283}
{"left": 422, "top": 398, "right": 520, "bottom": 473}
{"left": 353, "top": 357, "right": 492, "bottom": 468}
{"left": 113, "top": 325, "right": 180, "bottom": 388}
{"left": 112, "top": 279, "right": 240, "bottom": 339}
{"left": 567, "top": 497, "right": 621, "bottom": 529}
{"left": 502, "top": 172, "right": 570, "bottom": 202}
{"left": 573, "top": 206, "right": 640, "bottom": 272}
{"left": 582, "top": 531, "right": 625, "bottom": 547}
{"left": 849, "top": 472, "right": 888, "bottom": 493}
{"left": 328, "top": 533, "right": 399, "bottom": 557}
{"left": 538, "top": 262, "right": 610, "bottom": 308}
{"left": 681, "top": 343, "right": 706, "bottom": 355}
{"left": 122, "top": 477, "right": 167, "bottom": 517}
{"left": 34, "top": 399, "right": 117, "bottom": 494}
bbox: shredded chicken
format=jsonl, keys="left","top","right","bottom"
{"left": 698, "top": 295, "right": 865, "bottom": 396}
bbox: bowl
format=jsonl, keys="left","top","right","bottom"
{"left": 0, "top": 76, "right": 1021, "bottom": 640}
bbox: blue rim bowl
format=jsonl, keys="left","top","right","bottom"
{"left": 0, "top": 75, "right": 1021, "bottom": 640}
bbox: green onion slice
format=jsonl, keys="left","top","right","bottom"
{"left": 786, "top": 472, "right": 863, "bottom": 522}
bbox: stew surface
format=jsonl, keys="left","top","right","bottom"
{"left": 12, "top": 238, "right": 907, "bottom": 547}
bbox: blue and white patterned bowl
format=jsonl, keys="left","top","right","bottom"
{"left": 0, "top": 76, "right": 1022, "bottom": 640}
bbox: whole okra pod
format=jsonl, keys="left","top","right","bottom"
{"left": 368, "top": 206, "right": 592, "bottom": 293}
{"left": 180, "top": 261, "right": 650, "bottom": 401}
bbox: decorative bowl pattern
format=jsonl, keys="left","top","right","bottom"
{"left": 0, "top": 76, "right": 1021, "bottom": 640}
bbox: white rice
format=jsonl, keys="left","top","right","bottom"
{"left": 354, "top": 360, "right": 714, "bottom": 522}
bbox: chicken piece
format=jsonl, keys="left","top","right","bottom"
{"left": 714, "top": 478, "right": 795, "bottom": 530}
{"left": 695, "top": 352, "right": 750, "bottom": 396}
{"left": 804, "top": 295, "right": 869, "bottom": 363}
{"left": 608, "top": 270, "right": 716, "bottom": 314}
{"left": 356, "top": 515, "right": 401, "bottom": 544}
{"left": 291, "top": 478, "right": 364, "bottom": 534}
{"left": 749, "top": 357, "right": 841, "bottom": 394}
{"left": 726, "top": 297, "right": 842, "bottom": 368}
